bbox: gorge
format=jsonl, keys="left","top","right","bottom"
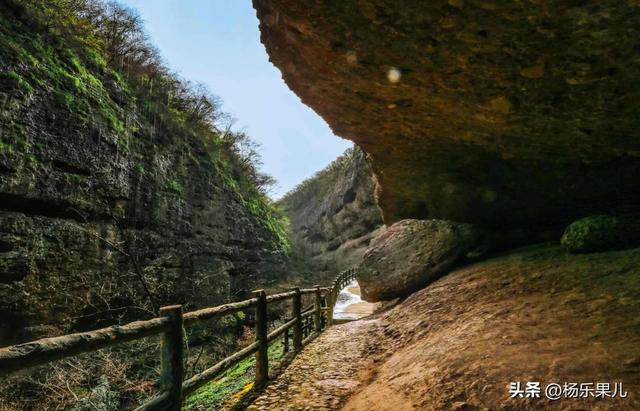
{"left": 1, "top": 1, "right": 640, "bottom": 410}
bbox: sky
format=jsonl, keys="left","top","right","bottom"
{"left": 119, "top": 0, "right": 351, "bottom": 199}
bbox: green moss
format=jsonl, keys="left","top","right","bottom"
{"left": 1, "top": 70, "right": 33, "bottom": 94}
{"left": 86, "top": 48, "right": 107, "bottom": 70}
{"left": 0, "top": 14, "right": 128, "bottom": 135}
{"left": 244, "top": 197, "right": 290, "bottom": 254}
{"left": 560, "top": 214, "right": 640, "bottom": 253}
{"left": 69, "top": 173, "right": 85, "bottom": 183}
{"left": 54, "top": 90, "right": 74, "bottom": 110}
{"left": 0, "top": 141, "right": 14, "bottom": 153}
{"left": 166, "top": 179, "right": 184, "bottom": 195}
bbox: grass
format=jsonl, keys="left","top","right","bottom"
{"left": 183, "top": 342, "right": 285, "bottom": 410}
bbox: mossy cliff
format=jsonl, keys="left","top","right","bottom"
{"left": 0, "top": 1, "right": 289, "bottom": 345}
{"left": 278, "top": 147, "right": 383, "bottom": 283}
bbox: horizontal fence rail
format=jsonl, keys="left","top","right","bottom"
{"left": 0, "top": 268, "right": 358, "bottom": 410}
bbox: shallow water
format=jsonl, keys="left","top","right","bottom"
{"left": 333, "top": 280, "right": 378, "bottom": 320}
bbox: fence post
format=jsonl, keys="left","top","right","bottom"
{"left": 283, "top": 327, "right": 289, "bottom": 352}
{"left": 327, "top": 282, "right": 335, "bottom": 326}
{"left": 159, "top": 305, "right": 184, "bottom": 411}
{"left": 292, "top": 287, "right": 302, "bottom": 351}
{"left": 314, "top": 285, "right": 322, "bottom": 333}
{"left": 253, "top": 289, "right": 269, "bottom": 385}
{"left": 321, "top": 295, "right": 327, "bottom": 328}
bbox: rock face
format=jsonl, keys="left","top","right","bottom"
{"left": 561, "top": 214, "right": 640, "bottom": 253}
{"left": 0, "top": 6, "right": 288, "bottom": 345}
{"left": 278, "top": 147, "right": 384, "bottom": 283}
{"left": 253, "top": 1, "right": 640, "bottom": 232}
{"left": 358, "top": 219, "right": 483, "bottom": 301}
{"left": 344, "top": 244, "right": 640, "bottom": 410}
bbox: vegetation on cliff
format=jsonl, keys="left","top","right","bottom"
{"left": 0, "top": 0, "right": 284, "bottom": 223}
{"left": 0, "top": 1, "right": 290, "bottom": 409}
{"left": 278, "top": 147, "right": 383, "bottom": 284}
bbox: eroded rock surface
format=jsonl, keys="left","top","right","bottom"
{"left": 254, "top": 1, "right": 640, "bottom": 231}
{"left": 357, "top": 219, "right": 483, "bottom": 301}
{"left": 345, "top": 244, "right": 640, "bottom": 410}
{"left": 0, "top": 7, "right": 288, "bottom": 345}
{"left": 278, "top": 147, "right": 384, "bottom": 283}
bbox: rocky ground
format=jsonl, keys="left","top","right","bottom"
{"left": 248, "top": 319, "right": 388, "bottom": 410}
{"left": 248, "top": 243, "right": 640, "bottom": 410}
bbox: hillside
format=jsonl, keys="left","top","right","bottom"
{"left": 0, "top": 2, "right": 290, "bottom": 408}
{"left": 278, "top": 147, "right": 384, "bottom": 283}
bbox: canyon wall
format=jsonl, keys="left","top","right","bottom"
{"left": 278, "top": 147, "right": 384, "bottom": 283}
{"left": 0, "top": 3, "right": 288, "bottom": 345}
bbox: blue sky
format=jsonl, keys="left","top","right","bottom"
{"left": 119, "top": 0, "right": 351, "bottom": 199}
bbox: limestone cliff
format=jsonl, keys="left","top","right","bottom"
{"left": 253, "top": 0, "right": 640, "bottom": 235}
{"left": 0, "top": 2, "right": 289, "bottom": 345}
{"left": 278, "top": 147, "right": 384, "bottom": 283}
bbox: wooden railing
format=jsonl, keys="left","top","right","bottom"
{"left": 0, "top": 268, "right": 358, "bottom": 410}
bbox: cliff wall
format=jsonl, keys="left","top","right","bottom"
{"left": 0, "top": 2, "right": 288, "bottom": 345}
{"left": 278, "top": 147, "right": 383, "bottom": 283}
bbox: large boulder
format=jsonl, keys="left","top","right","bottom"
{"left": 561, "top": 214, "right": 640, "bottom": 253}
{"left": 357, "top": 219, "right": 484, "bottom": 301}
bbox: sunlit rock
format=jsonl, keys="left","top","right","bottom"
{"left": 357, "top": 219, "right": 485, "bottom": 301}
{"left": 254, "top": 1, "right": 640, "bottom": 234}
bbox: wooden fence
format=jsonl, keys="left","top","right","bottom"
{"left": 0, "top": 268, "right": 358, "bottom": 410}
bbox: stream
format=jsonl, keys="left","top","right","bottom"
{"left": 333, "top": 279, "right": 379, "bottom": 321}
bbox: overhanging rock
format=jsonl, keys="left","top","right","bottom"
{"left": 253, "top": 0, "right": 640, "bottom": 231}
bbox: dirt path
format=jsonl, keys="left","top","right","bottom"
{"left": 247, "top": 319, "right": 389, "bottom": 410}
{"left": 251, "top": 244, "right": 640, "bottom": 410}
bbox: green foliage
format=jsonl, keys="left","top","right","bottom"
{"left": 183, "top": 342, "right": 285, "bottom": 410}
{"left": 0, "top": 0, "right": 290, "bottom": 263}
{"left": 166, "top": 179, "right": 184, "bottom": 195}
{"left": 69, "top": 173, "right": 85, "bottom": 183}
{"left": 0, "top": 140, "right": 14, "bottom": 154}
{"left": 0, "top": 70, "right": 33, "bottom": 93}
{"left": 245, "top": 197, "right": 290, "bottom": 254}
{"left": 0, "top": 9, "right": 128, "bottom": 137}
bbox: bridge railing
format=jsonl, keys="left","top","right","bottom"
{"left": 0, "top": 268, "right": 358, "bottom": 410}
